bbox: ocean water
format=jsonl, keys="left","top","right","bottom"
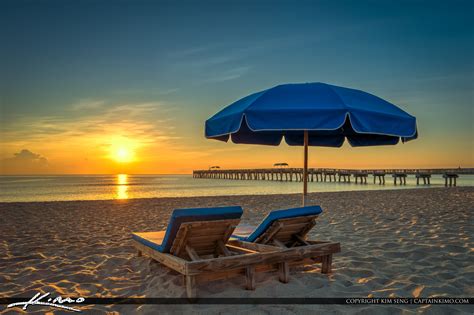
{"left": 0, "top": 174, "right": 473, "bottom": 202}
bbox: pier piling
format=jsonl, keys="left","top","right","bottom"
{"left": 443, "top": 173, "right": 458, "bottom": 187}
{"left": 373, "top": 172, "right": 386, "bottom": 185}
{"left": 392, "top": 173, "right": 407, "bottom": 185}
{"left": 416, "top": 172, "right": 431, "bottom": 185}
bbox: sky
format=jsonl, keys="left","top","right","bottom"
{"left": 0, "top": 0, "right": 473, "bottom": 174}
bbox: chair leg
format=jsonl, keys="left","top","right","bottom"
{"left": 279, "top": 262, "right": 289, "bottom": 283}
{"left": 137, "top": 250, "right": 142, "bottom": 257}
{"left": 246, "top": 266, "right": 256, "bottom": 290}
{"left": 186, "top": 275, "right": 196, "bottom": 298}
{"left": 321, "top": 254, "right": 333, "bottom": 274}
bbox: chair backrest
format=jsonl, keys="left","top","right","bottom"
{"left": 170, "top": 218, "right": 241, "bottom": 259}
{"left": 254, "top": 215, "right": 318, "bottom": 245}
{"left": 245, "top": 206, "right": 322, "bottom": 245}
{"left": 160, "top": 206, "right": 243, "bottom": 253}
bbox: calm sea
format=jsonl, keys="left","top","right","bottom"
{"left": 0, "top": 174, "right": 473, "bottom": 202}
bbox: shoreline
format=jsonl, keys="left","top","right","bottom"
{"left": 0, "top": 185, "right": 467, "bottom": 205}
{"left": 1, "top": 187, "right": 472, "bottom": 314}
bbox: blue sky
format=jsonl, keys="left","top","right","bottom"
{"left": 0, "top": 0, "right": 473, "bottom": 173}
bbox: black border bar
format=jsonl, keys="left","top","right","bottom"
{"left": 1, "top": 297, "right": 473, "bottom": 305}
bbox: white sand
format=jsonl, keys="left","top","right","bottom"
{"left": 0, "top": 187, "right": 472, "bottom": 314}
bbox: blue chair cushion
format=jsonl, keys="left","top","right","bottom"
{"left": 233, "top": 206, "right": 322, "bottom": 242}
{"left": 132, "top": 206, "right": 243, "bottom": 253}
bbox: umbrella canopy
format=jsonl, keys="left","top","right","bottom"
{"left": 205, "top": 82, "right": 418, "bottom": 204}
{"left": 206, "top": 82, "right": 417, "bottom": 146}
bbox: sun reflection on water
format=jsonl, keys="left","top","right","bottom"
{"left": 116, "top": 174, "right": 128, "bottom": 199}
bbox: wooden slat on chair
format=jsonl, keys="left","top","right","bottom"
{"left": 248, "top": 215, "right": 340, "bottom": 275}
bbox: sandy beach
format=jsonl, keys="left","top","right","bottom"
{"left": 0, "top": 187, "right": 472, "bottom": 314}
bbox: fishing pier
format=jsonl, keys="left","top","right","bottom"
{"left": 193, "top": 168, "right": 473, "bottom": 186}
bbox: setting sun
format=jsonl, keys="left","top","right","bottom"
{"left": 108, "top": 136, "right": 139, "bottom": 164}
{"left": 113, "top": 147, "right": 134, "bottom": 163}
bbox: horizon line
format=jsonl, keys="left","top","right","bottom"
{"left": 1, "top": 166, "right": 474, "bottom": 176}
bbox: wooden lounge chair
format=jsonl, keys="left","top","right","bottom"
{"left": 231, "top": 206, "right": 341, "bottom": 277}
{"left": 132, "top": 206, "right": 284, "bottom": 298}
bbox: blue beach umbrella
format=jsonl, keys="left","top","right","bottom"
{"left": 205, "top": 82, "right": 418, "bottom": 205}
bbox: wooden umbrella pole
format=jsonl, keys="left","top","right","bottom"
{"left": 303, "top": 130, "right": 309, "bottom": 206}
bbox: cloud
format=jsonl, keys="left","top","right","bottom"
{"left": 1, "top": 100, "right": 177, "bottom": 140}
{"left": 0, "top": 99, "right": 183, "bottom": 170}
{"left": 171, "top": 34, "right": 316, "bottom": 70}
{"left": 156, "top": 88, "right": 180, "bottom": 95}
{"left": 0, "top": 149, "right": 49, "bottom": 174}
{"left": 112, "top": 88, "right": 180, "bottom": 96}
{"left": 169, "top": 36, "right": 317, "bottom": 84}
{"left": 13, "top": 149, "right": 48, "bottom": 162}
{"left": 203, "top": 66, "right": 251, "bottom": 83}
{"left": 71, "top": 99, "right": 106, "bottom": 111}
{"left": 171, "top": 44, "right": 216, "bottom": 58}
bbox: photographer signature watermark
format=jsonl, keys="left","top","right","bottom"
{"left": 7, "top": 292, "right": 85, "bottom": 312}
